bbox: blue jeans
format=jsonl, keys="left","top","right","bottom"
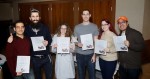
{"left": 31, "top": 54, "right": 52, "bottom": 79}
{"left": 99, "top": 58, "right": 117, "bottom": 79}
{"left": 119, "top": 65, "right": 141, "bottom": 79}
{"left": 76, "top": 53, "right": 95, "bottom": 79}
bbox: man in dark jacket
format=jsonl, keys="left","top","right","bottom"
{"left": 117, "top": 16, "right": 145, "bottom": 79}
{"left": 25, "top": 9, "right": 52, "bottom": 79}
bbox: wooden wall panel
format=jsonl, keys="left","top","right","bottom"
{"left": 51, "top": 2, "right": 74, "bottom": 33}
{"left": 77, "top": 1, "right": 94, "bottom": 23}
{"left": 93, "top": 0, "right": 112, "bottom": 27}
{"left": 18, "top": 4, "right": 32, "bottom": 24}
{"left": 18, "top": 0, "right": 116, "bottom": 34}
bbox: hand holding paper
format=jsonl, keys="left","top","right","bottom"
{"left": 94, "top": 40, "right": 107, "bottom": 55}
{"left": 16, "top": 56, "right": 30, "bottom": 73}
{"left": 80, "top": 34, "right": 94, "bottom": 50}
{"left": 43, "top": 40, "right": 48, "bottom": 46}
{"left": 113, "top": 36, "right": 128, "bottom": 51}
{"left": 124, "top": 40, "right": 130, "bottom": 47}
{"left": 31, "top": 36, "right": 46, "bottom": 51}
{"left": 57, "top": 37, "right": 70, "bottom": 53}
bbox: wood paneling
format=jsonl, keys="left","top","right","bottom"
{"left": 19, "top": 4, "right": 31, "bottom": 24}
{"left": 51, "top": 2, "right": 74, "bottom": 33}
{"left": 33, "top": 4, "right": 51, "bottom": 30}
{"left": 18, "top": 0, "right": 116, "bottom": 34}
{"left": 77, "top": 1, "right": 94, "bottom": 23}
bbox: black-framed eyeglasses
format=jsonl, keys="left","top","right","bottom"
{"left": 118, "top": 21, "right": 126, "bottom": 25}
{"left": 101, "top": 24, "right": 109, "bottom": 26}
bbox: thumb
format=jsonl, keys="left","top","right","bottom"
{"left": 10, "top": 33, "right": 13, "bottom": 36}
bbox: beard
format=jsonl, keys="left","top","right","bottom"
{"left": 30, "top": 20, "right": 40, "bottom": 29}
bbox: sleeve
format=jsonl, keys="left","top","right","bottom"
{"left": 5, "top": 43, "right": 17, "bottom": 76}
{"left": 74, "top": 26, "right": 77, "bottom": 37}
{"left": 70, "top": 36, "right": 76, "bottom": 53}
{"left": 51, "top": 34, "right": 57, "bottom": 53}
{"left": 93, "top": 25, "right": 99, "bottom": 36}
{"left": 45, "top": 26, "right": 52, "bottom": 46}
{"left": 109, "top": 34, "right": 117, "bottom": 53}
{"left": 128, "top": 32, "right": 145, "bottom": 52}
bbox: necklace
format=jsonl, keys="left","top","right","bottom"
{"left": 32, "top": 28, "right": 40, "bottom": 35}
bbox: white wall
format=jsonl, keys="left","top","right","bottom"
{"left": 115, "top": 0, "right": 145, "bottom": 34}
{"left": 0, "top": 3, "right": 13, "bottom": 20}
{"left": 143, "top": 0, "right": 150, "bottom": 40}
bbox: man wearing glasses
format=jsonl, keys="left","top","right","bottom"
{"left": 117, "top": 16, "right": 145, "bottom": 79}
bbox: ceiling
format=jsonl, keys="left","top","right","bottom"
{"left": 0, "top": 0, "right": 14, "bottom": 3}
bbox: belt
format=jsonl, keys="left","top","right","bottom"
{"left": 33, "top": 55, "right": 47, "bottom": 59}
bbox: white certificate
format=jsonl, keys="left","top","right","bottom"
{"left": 31, "top": 36, "right": 46, "bottom": 51}
{"left": 80, "top": 34, "right": 94, "bottom": 50}
{"left": 113, "top": 36, "right": 128, "bottom": 51}
{"left": 16, "top": 56, "right": 30, "bottom": 73}
{"left": 57, "top": 37, "right": 70, "bottom": 53}
{"left": 94, "top": 40, "right": 107, "bottom": 55}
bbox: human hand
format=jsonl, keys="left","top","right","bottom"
{"left": 104, "top": 48, "right": 110, "bottom": 53}
{"left": 70, "top": 45, "right": 73, "bottom": 49}
{"left": 43, "top": 40, "right": 48, "bottom": 46}
{"left": 124, "top": 40, "right": 130, "bottom": 47}
{"left": 91, "top": 54, "right": 96, "bottom": 63}
{"left": 16, "top": 72, "right": 22, "bottom": 76}
{"left": 7, "top": 33, "right": 13, "bottom": 43}
{"left": 77, "top": 43, "right": 83, "bottom": 47}
{"left": 53, "top": 44, "right": 57, "bottom": 48}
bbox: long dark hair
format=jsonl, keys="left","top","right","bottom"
{"left": 98, "top": 19, "right": 117, "bottom": 39}
{"left": 56, "top": 23, "right": 72, "bottom": 38}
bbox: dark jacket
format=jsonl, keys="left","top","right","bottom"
{"left": 118, "top": 26, "right": 145, "bottom": 69}
{"left": 25, "top": 23, "right": 52, "bottom": 56}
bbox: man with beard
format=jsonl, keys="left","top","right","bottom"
{"left": 24, "top": 9, "right": 52, "bottom": 79}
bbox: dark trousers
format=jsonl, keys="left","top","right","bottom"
{"left": 99, "top": 58, "right": 117, "bottom": 79}
{"left": 31, "top": 54, "right": 52, "bottom": 79}
{"left": 119, "top": 65, "right": 141, "bottom": 79}
{"left": 76, "top": 53, "right": 95, "bottom": 79}
{"left": 2, "top": 62, "right": 13, "bottom": 79}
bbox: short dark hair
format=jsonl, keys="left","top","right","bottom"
{"left": 82, "top": 9, "right": 90, "bottom": 14}
{"left": 13, "top": 20, "right": 24, "bottom": 28}
{"left": 30, "top": 8, "right": 40, "bottom": 16}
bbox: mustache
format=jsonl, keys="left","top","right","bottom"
{"left": 33, "top": 20, "right": 39, "bottom": 22}
{"left": 30, "top": 22, "right": 40, "bottom": 29}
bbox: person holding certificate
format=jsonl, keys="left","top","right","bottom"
{"left": 117, "top": 16, "right": 145, "bottom": 79}
{"left": 6, "top": 21, "right": 33, "bottom": 79}
{"left": 98, "top": 19, "right": 118, "bottom": 79}
{"left": 24, "top": 9, "right": 52, "bottom": 79}
{"left": 74, "top": 10, "right": 99, "bottom": 79}
{"left": 51, "top": 24, "right": 75, "bottom": 79}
